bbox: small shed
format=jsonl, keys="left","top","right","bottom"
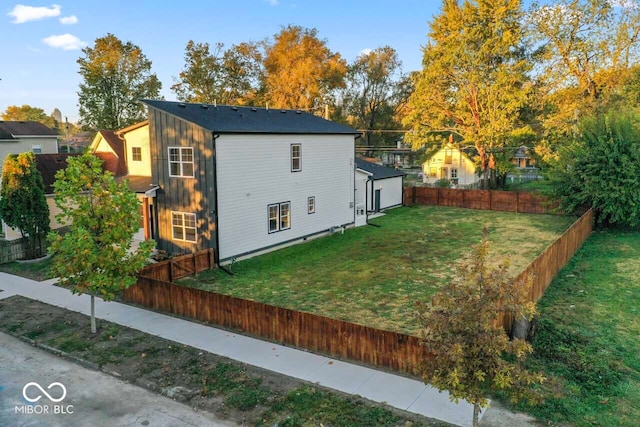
{"left": 355, "top": 158, "right": 405, "bottom": 226}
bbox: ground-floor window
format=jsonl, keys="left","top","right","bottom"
{"left": 171, "top": 212, "right": 197, "bottom": 242}
{"left": 268, "top": 202, "right": 291, "bottom": 233}
{"left": 307, "top": 196, "right": 315, "bottom": 214}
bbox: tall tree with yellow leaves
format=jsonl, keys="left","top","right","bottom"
{"left": 263, "top": 25, "right": 347, "bottom": 111}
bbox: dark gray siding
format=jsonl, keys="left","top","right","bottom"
{"left": 149, "top": 108, "right": 216, "bottom": 255}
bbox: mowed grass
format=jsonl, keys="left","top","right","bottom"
{"left": 181, "top": 206, "right": 575, "bottom": 335}
{"left": 511, "top": 229, "right": 640, "bottom": 426}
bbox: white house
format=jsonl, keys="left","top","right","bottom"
{"left": 422, "top": 144, "right": 479, "bottom": 187}
{"left": 142, "top": 100, "right": 359, "bottom": 264}
{"left": 355, "top": 158, "right": 405, "bottom": 226}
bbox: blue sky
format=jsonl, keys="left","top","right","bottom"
{"left": 0, "top": 1, "right": 443, "bottom": 124}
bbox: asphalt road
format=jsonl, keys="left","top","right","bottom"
{"left": 0, "top": 332, "right": 235, "bottom": 427}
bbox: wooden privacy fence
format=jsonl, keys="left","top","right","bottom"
{"left": 139, "top": 249, "right": 215, "bottom": 282}
{"left": 124, "top": 277, "right": 428, "bottom": 375}
{"left": 403, "top": 186, "right": 559, "bottom": 214}
{"left": 124, "top": 211, "right": 593, "bottom": 375}
{"left": 496, "top": 208, "right": 594, "bottom": 334}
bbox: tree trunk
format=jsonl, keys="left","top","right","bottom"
{"left": 473, "top": 403, "right": 480, "bottom": 427}
{"left": 90, "top": 295, "right": 97, "bottom": 334}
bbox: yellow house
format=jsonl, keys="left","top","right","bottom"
{"left": 90, "top": 121, "right": 157, "bottom": 242}
{"left": 422, "top": 144, "right": 479, "bottom": 187}
{"left": 89, "top": 120, "right": 151, "bottom": 177}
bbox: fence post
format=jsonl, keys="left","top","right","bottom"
{"left": 489, "top": 189, "right": 493, "bottom": 211}
{"left": 169, "top": 261, "right": 174, "bottom": 283}
{"left": 193, "top": 253, "right": 198, "bottom": 276}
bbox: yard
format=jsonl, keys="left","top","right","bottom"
{"left": 511, "top": 228, "right": 640, "bottom": 426}
{"left": 180, "top": 206, "right": 575, "bottom": 335}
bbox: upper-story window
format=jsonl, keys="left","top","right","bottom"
{"left": 291, "top": 144, "right": 301, "bottom": 172}
{"left": 169, "top": 147, "right": 194, "bottom": 177}
{"left": 132, "top": 147, "right": 142, "bottom": 161}
{"left": 31, "top": 144, "right": 42, "bottom": 154}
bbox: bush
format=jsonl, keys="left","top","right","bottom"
{"left": 546, "top": 112, "right": 640, "bottom": 227}
{"left": 434, "top": 178, "right": 452, "bottom": 188}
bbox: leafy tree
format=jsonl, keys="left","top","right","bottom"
{"left": 546, "top": 111, "right": 640, "bottom": 227}
{"left": 528, "top": 0, "right": 640, "bottom": 143}
{"left": 1, "top": 105, "right": 55, "bottom": 128}
{"left": 0, "top": 152, "right": 50, "bottom": 259}
{"left": 404, "top": 0, "right": 533, "bottom": 188}
{"left": 341, "top": 46, "right": 412, "bottom": 146}
{"left": 171, "top": 40, "right": 263, "bottom": 105}
{"left": 263, "top": 25, "right": 347, "bottom": 111}
{"left": 48, "top": 153, "right": 154, "bottom": 333}
{"left": 417, "top": 231, "right": 543, "bottom": 426}
{"left": 77, "top": 33, "right": 162, "bottom": 130}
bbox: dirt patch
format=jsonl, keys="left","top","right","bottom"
{"left": 0, "top": 296, "right": 447, "bottom": 426}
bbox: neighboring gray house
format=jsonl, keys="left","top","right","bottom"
{"left": 0, "top": 121, "right": 59, "bottom": 239}
{"left": 142, "top": 100, "right": 359, "bottom": 263}
{"left": 0, "top": 121, "right": 59, "bottom": 167}
{"left": 355, "top": 158, "right": 405, "bottom": 226}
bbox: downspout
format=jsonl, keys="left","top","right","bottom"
{"left": 353, "top": 132, "right": 361, "bottom": 226}
{"left": 212, "top": 133, "right": 221, "bottom": 266}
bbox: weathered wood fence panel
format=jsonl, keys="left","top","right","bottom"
{"left": 124, "top": 210, "right": 593, "bottom": 375}
{"left": 0, "top": 238, "right": 29, "bottom": 264}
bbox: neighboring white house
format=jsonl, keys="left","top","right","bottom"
{"left": 142, "top": 100, "right": 359, "bottom": 263}
{"left": 422, "top": 144, "right": 479, "bottom": 187}
{"left": 0, "top": 121, "right": 59, "bottom": 239}
{"left": 355, "top": 158, "right": 405, "bottom": 226}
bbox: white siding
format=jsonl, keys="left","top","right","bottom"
{"left": 216, "top": 134, "right": 355, "bottom": 260}
{"left": 371, "top": 176, "right": 403, "bottom": 210}
{"left": 422, "top": 147, "right": 478, "bottom": 186}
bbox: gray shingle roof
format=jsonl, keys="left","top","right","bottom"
{"left": 141, "top": 100, "right": 358, "bottom": 135}
{"left": 0, "top": 121, "right": 58, "bottom": 137}
{"left": 356, "top": 158, "right": 406, "bottom": 179}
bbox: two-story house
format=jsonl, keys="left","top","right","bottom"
{"left": 142, "top": 100, "right": 359, "bottom": 264}
{"left": 0, "top": 121, "right": 59, "bottom": 239}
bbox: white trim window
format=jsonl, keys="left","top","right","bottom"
{"left": 31, "top": 144, "right": 42, "bottom": 154}
{"left": 307, "top": 196, "right": 315, "bottom": 214}
{"left": 268, "top": 202, "right": 291, "bottom": 233}
{"left": 291, "top": 144, "right": 301, "bottom": 172}
{"left": 451, "top": 168, "right": 458, "bottom": 179}
{"left": 168, "top": 147, "right": 194, "bottom": 177}
{"left": 132, "top": 147, "right": 142, "bottom": 161}
{"left": 171, "top": 212, "right": 197, "bottom": 242}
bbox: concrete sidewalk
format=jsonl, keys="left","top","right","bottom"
{"left": 0, "top": 272, "right": 484, "bottom": 426}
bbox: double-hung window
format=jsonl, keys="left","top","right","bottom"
{"left": 171, "top": 212, "right": 197, "bottom": 242}
{"left": 169, "top": 147, "right": 194, "bottom": 177}
{"left": 291, "top": 144, "right": 301, "bottom": 172}
{"left": 307, "top": 196, "right": 315, "bottom": 214}
{"left": 268, "top": 202, "right": 291, "bottom": 233}
{"left": 132, "top": 147, "right": 142, "bottom": 161}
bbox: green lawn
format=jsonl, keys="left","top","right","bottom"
{"left": 180, "top": 206, "right": 575, "bottom": 335}
{"left": 0, "top": 256, "right": 54, "bottom": 281}
{"left": 510, "top": 228, "right": 640, "bottom": 426}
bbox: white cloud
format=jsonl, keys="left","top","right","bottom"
{"left": 359, "top": 48, "right": 373, "bottom": 56}
{"left": 8, "top": 4, "right": 61, "bottom": 24}
{"left": 42, "top": 33, "right": 86, "bottom": 50}
{"left": 265, "top": 0, "right": 278, "bottom": 5}
{"left": 59, "top": 15, "right": 78, "bottom": 25}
